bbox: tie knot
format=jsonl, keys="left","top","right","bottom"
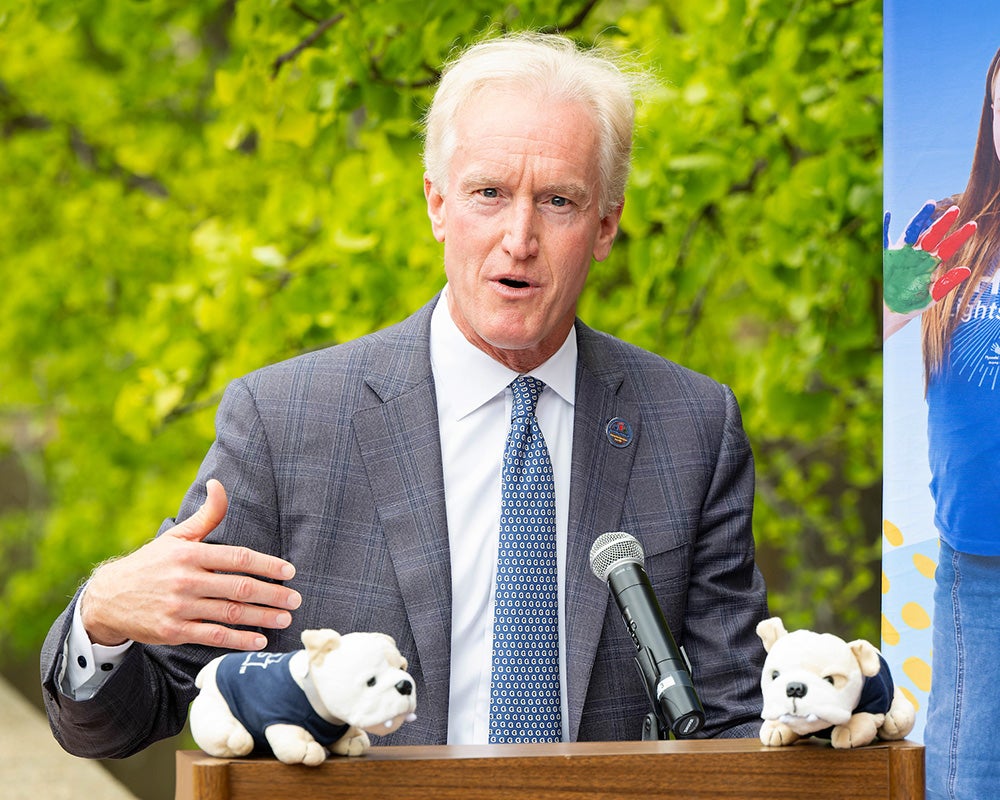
{"left": 510, "top": 376, "right": 544, "bottom": 419}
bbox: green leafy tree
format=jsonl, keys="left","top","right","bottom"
{"left": 0, "top": 0, "right": 882, "bottom": 658}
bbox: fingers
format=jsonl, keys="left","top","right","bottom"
{"left": 935, "top": 220, "right": 977, "bottom": 262}
{"left": 195, "top": 540, "right": 297, "bottom": 583}
{"left": 167, "top": 480, "right": 296, "bottom": 582}
{"left": 159, "top": 594, "right": 299, "bottom": 651}
{"left": 194, "top": 567, "right": 302, "bottom": 613}
{"left": 169, "top": 479, "right": 229, "bottom": 543}
{"left": 79, "top": 478, "right": 303, "bottom": 649}
{"left": 903, "top": 200, "right": 936, "bottom": 246}
{"left": 931, "top": 266, "right": 972, "bottom": 302}
{"left": 154, "top": 574, "right": 301, "bottom": 650}
{"left": 183, "top": 625, "right": 270, "bottom": 652}
{"left": 83, "top": 548, "right": 303, "bottom": 649}
{"left": 917, "top": 205, "right": 960, "bottom": 252}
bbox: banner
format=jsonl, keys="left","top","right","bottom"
{"left": 882, "top": 0, "right": 1000, "bottom": 742}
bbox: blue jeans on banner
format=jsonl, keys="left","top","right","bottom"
{"left": 925, "top": 540, "right": 1000, "bottom": 800}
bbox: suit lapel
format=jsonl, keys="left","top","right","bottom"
{"left": 351, "top": 299, "right": 453, "bottom": 744}
{"left": 565, "top": 324, "right": 640, "bottom": 740}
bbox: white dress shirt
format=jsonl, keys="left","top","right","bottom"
{"left": 430, "top": 287, "right": 576, "bottom": 744}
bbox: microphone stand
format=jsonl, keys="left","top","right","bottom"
{"left": 641, "top": 712, "right": 669, "bottom": 741}
{"left": 634, "top": 643, "right": 703, "bottom": 741}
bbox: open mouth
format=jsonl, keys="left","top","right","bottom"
{"left": 498, "top": 278, "right": 531, "bottom": 289}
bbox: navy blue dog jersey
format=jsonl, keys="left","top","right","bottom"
{"left": 814, "top": 653, "right": 896, "bottom": 740}
{"left": 213, "top": 651, "right": 349, "bottom": 752}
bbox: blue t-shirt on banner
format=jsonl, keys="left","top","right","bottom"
{"left": 927, "top": 273, "right": 1000, "bottom": 556}
{"left": 214, "top": 651, "right": 349, "bottom": 752}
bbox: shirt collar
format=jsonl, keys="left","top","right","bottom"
{"left": 430, "top": 286, "right": 577, "bottom": 421}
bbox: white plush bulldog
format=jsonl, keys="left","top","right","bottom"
{"left": 757, "top": 616, "right": 915, "bottom": 749}
{"left": 190, "top": 629, "right": 417, "bottom": 765}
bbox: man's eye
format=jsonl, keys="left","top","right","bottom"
{"left": 551, "top": 195, "right": 570, "bottom": 207}
{"left": 480, "top": 188, "right": 499, "bottom": 198}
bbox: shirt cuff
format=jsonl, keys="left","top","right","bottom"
{"left": 60, "top": 584, "right": 133, "bottom": 700}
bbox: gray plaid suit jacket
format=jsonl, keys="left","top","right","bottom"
{"left": 41, "top": 295, "right": 768, "bottom": 758}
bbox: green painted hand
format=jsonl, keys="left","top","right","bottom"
{"left": 883, "top": 203, "right": 976, "bottom": 314}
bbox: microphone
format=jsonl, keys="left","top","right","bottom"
{"left": 589, "top": 531, "right": 705, "bottom": 738}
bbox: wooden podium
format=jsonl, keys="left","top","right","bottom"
{"left": 176, "top": 739, "right": 924, "bottom": 799}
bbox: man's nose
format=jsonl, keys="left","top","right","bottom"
{"left": 501, "top": 200, "right": 539, "bottom": 261}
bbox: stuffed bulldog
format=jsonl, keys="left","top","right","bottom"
{"left": 756, "top": 617, "right": 915, "bottom": 749}
{"left": 189, "top": 629, "right": 417, "bottom": 765}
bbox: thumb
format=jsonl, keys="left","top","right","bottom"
{"left": 169, "top": 479, "right": 228, "bottom": 542}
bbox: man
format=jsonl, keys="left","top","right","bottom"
{"left": 41, "top": 32, "right": 768, "bottom": 756}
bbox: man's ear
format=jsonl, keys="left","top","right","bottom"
{"left": 593, "top": 201, "right": 624, "bottom": 262}
{"left": 424, "top": 173, "right": 446, "bottom": 243}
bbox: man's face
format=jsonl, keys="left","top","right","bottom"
{"left": 424, "top": 90, "right": 622, "bottom": 372}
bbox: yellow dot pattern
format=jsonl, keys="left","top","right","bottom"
{"left": 913, "top": 553, "right": 936, "bottom": 578}
{"left": 881, "top": 517, "right": 937, "bottom": 740}
{"left": 901, "top": 602, "right": 931, "bottom": 630}
{"left": 884, "top": 519, "right": 904, "bottom": 547}
{"left": 882, "top": 614, "right": 900, "bottom": 646}
{"left": 903, "top": 656, "right": 933, "bottom": 692}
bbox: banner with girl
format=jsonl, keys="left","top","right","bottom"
{"left": 883, "top": 2, "right": 1000, "bottom": 795}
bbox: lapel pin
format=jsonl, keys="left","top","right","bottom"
{"left": 605, "top": 417, "right": 633, "bottom": 448}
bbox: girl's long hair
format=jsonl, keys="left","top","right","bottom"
{"left": 922, "top": 45, "right": 1000, "bottom": 385}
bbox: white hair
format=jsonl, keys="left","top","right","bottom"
{"left": 423, "top": 32, "right": 643, "bottom": 216}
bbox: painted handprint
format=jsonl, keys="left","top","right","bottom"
{"left": 883, "top": 202, "right": 977, "bottom": 314}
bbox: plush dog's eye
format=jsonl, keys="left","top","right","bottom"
{"left": 366, "top": 676, "right": 377, "bottom": 687}
{"left": 770, "top": 670, "right": 780, "bottom": 680}
{"left": 824, "top": 676, "right": 835, "bottom": 685}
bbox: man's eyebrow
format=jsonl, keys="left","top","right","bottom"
{"left": 543, "top": 182, "right": 592, "bottom": 202}
{"left": 458, "top": 172, "right": 504, "bottom": 191}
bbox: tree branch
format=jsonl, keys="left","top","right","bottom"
{"left": 540, "top": 0, "right": 603, "bottom": 34}
{"left": 69, "top": 127, "right": 168, "bottom": 197}
{"left": 290, "top": 2, "right": 322, "bottom": 24}
{"left": 272, "top": 13, "right": 345, "bottom": 78}
{"left": 368, "top": 58, "right": 440, "bottom": 90}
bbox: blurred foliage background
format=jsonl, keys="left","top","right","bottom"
{"left": 0, "top": 0, "right": 881, "bottom": 787}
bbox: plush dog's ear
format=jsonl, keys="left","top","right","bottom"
{"left": 302, "top": 628, "right": 342, "bottom": 667}
{"left": 756, "top": 617, "right": 788, "bottom": 653}
{"left": 848, "top": 639, "right": 883, "bottom": 677}
{"left": 373, "top": 633, "right": 408, "bottom": 671}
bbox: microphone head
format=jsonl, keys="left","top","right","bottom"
{"left": 589, "top": 531, "right": 645, "bottom": 581}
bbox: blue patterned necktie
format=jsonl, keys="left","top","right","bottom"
{"left": 489, "top": 375, "right": 562, "bottom": 743}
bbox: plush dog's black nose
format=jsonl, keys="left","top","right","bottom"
{"left": 395, "top": 679, "right": 413, "bottom": 696}
{"left": 786, "top": 682, "right": 807, "bottom": 699}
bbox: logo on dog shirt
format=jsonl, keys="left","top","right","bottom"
{"left": 235, "top": 652, "right": 290, "bottom": 674}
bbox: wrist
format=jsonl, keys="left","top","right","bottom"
{"left": 80, "top": 571, "right": 129, "bottom": 647}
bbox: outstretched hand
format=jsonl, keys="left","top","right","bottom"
{"left": 883, "top": 202, "right": 976, "bottom": 314}
{"left": 79, "top": 479, "right": 301, "bottom": 651}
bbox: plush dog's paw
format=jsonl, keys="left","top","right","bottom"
{"left": 265, "top": 724, "right": 328, "bottom": 766}
{"left": 879, "top": 691, "right": 916, "bottom": 741}
{"left": 331, "top": 728, "right": 370, "bottom": 757}
{"left": 831, "top": 712, "right": 883, "bottom": 749}
{"left": 760, "top": 720, "right": 798, "bottom": 747}
{"left": 225, "top": 727, "right": 256, "bottom": 757}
